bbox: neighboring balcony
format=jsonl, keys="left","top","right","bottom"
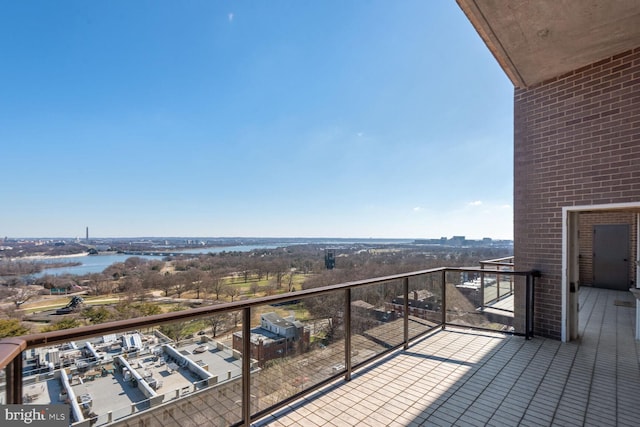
{"left": 2, "top": 264, "right": 538, "bottom": 426}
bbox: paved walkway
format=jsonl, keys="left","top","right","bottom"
{"left": 255, "top": 287, "right": 640, "bottom": 426}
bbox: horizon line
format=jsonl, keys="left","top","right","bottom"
{"left": 3, "top": 235, "right": 514, "bottom": 241}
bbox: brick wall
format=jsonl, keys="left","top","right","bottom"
{"left": 578, "top": 211, "right": 638, "bottom": 286}
{"left": 514, "top": 47, "right": 640, "bottom": 339}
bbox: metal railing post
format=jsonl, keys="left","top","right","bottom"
{"left": 242, "top": 307, "right": 251, "bottom": 426}
{"left": 441, "top": 269, "right": 447, "bottom": 329}
{"left": 480, "top": 268, "right": 485, "bottom": 311}
{"left": 403, "top": 277, "right": 409, "bottom": 350}
{"left": 6, "top": 356, "right": 23, "bottom": 404}
{"left": 345, "top": 288, "right": 352, "bottom": 381}
{"left": 530, "top": 271, "right": 539, "bottom": 339}
{"left": 525, "top": 274, "right": 531, "bottom": 340}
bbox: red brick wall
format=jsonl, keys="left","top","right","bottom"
{"left": 514, "top": 47, "right": 640, "bottom": 339}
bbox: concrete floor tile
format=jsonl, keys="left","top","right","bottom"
{"left": 255, "top": 289, "right": 640, "bottom": 427}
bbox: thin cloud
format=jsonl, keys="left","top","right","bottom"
{"left": 228, "top": 13, "right": 234, "bottom": 22}
{"left": 468, "top": 200, "right": 482, "bottom": 207}
{"left": 413, "top": 207, "right": 422, "bottom": 212}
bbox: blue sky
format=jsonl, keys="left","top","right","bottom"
{"left": 1, "top": 1, "right": 514, "bottom": 239}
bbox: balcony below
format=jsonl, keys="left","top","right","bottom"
{"left": 255, "top": 287, "right": 640, "bottom": 426}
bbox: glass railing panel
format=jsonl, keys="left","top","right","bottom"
{"left": 445, "top": 269, "right": 478, "bottom": 325}
{"left": 496, "top": 272, "right": 515, "bottom": 306}
{"left": 105, "top": 377, "right": 242, "bottom": 427}
{"left": 481, "top": 272, "right": 499, "bottom": 306}
{"left": 251, "top": 292, "right": 345, "bottom": 414}
{"left": 445, "top": 270, "right": 514, "bottom": 332}
{"left": 458, "top": 270, "right": 514, "bottom": 310}
{"left": 350, "top": 279, "right": 404, "bottom": 365}
{"left": 407, "top": 271, "right": 444, "bottom": 339}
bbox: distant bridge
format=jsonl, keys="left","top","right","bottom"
{"left": 118, "top": 251, "right": 182, "bottom": 257}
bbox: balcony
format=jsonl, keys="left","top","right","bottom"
{"left": 0, "top": 264, "right": 551, "bottom": 426}
{"left": 257, "top": 286, "right": 640, "bottom": 426}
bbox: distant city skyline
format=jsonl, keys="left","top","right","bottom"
{"left": 0, "top": 1, "right": 514, "bottom": 240}
{"left": 4, "top": 235, "right": 512, "bottom": 242}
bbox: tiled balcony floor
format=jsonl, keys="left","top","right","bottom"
{"left": 255, "top": 287, "right": 640, "bottom": 426}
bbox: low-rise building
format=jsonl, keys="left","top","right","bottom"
{"left": 233, "top": 312, "right": 310, "bottom": 366}
{"left": 386, "top": 290, "right": 441, "bottom": 322}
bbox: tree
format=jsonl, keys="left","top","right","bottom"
{"left": 7, "top": 285, "right": 40, "bottom": 308}
{"left": 0, "top": 319, "right": 30, "bottom": 338}
{"left": 42, "top": 317, "right": 82, "bottom": 332}
{"left": 149, "top": 260, "right": 165, "bottom": 271}
{"left": 119, "top": 276, "right": 143, "bottom": 301}
{"left": 112, "top": 302, "right": 139, "bottom": 320}
{"left": 158, "top": 322, "right": 185, "bottom": 342}
{"left": 255, "top": 264, "right": 266, "bottom": 281}
{"left": 273, "top": 262, "right": 288, "bottom": 289}
{"left": 224, "top": 285, "right": 240, "bottom": 302}
{"left": 184, "top": 269, "right": 203, "bottom": 298}
{"left": 159, "top": 307, "right": 188, "bottom": 341}
{"left": 241, "top": 268, "right": 251, "bottom": 283}
{"left": 249, "top": 282, "right": 260, "bottom": 296}
{"left": 138, "top": 302, "right": 162, "bottom": 316}
{"left": 232, "top": 311, "right": 240, "bottom": 328}
{"left": 124, "top": 256, "right": 148, "bottom": 270}
{"left": 86, "top": 273, "right": 109, "bottom": 296}
{"left": 207, "top": 313, "right": 227, "bottom": 338}
{"left": 83, "top": 306, "right": 112, "bottom": 324}
{"left": 207, "top": 274, "right": 225, "bottom": 300}
{"left": 265, "top": 281, "right": 278, "bottom": 296}
{"left": 160, "top": 273, "right": 173, "bottom": 297}
{"left": 140, "top": 270, "right": 162, "bottom": 292}
{"left": 173, "top": 278, "right": 191, "bottom": 298}
{"left": 103, "top": 262, "right": 127, "bottom": 280}
{"left": 302, "top": 271, "right": 352, "bottom": 342}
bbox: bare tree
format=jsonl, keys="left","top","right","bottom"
{"left": 185, "top": 269, "right": 203, "bottom": 298}
{"left": 173, "top": 278, "right": 191, "bottom": 299}
{"left": 207, "top": 274, "right": 225, "bottom": 300}
{"left": 249, "top": 282, "right": 260, "bottom": 296}
{"left": 7, "top": 285, "right": 40, "bottom": 308}
{"left": 274, "top": 261, "right": 288, "bottom": 289}
{"left": 208, "top": 313, "right": 227, "bottom": 338}
{"left": 241, "top": 268, "right": 251, "bottom": 283}
{"left": 86, "top": 273, "right": 111, "bottom": 296}
{"left": 224, "top": 285, "right": 240, "bottom": 302}
{"left": 160, "top": 272, "right": 174, "bottom": 297}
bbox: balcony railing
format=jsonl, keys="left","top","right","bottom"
{"left": 0, "top": 265, "right": 537, "bottom": 427}
{"left": 478, "top": 255, "right": 515, "bottom": 312}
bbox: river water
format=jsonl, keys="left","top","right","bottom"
{"left": 30, "top": 244, "right": 291, "bottom": 277}
{"left": 14, "top": 239, "right": 413, "bottom": 278}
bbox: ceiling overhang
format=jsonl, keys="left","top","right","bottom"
{"left": 456, "top": 0, "right": 640, "bottom": 88}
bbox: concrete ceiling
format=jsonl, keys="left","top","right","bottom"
{"left": 457, "top": 0, "right": 640, "bottom": 88}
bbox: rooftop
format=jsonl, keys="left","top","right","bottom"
{"left": 5, "top": 333, "right": 247, "bottom": 425}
